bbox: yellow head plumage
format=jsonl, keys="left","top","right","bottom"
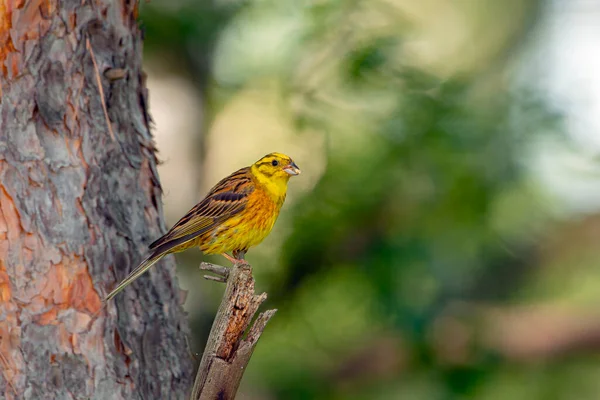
{"left": 250, "top": 152, "right": 301, "bottom": 199}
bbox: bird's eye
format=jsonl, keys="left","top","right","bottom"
{"left": 271, "top": 160, "right": 279, "bottom": 167}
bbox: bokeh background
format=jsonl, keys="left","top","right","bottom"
{"left": 140, "top": 0, "right": 600, "bottom": 398}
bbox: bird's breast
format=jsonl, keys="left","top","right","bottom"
{"left": 200, "top": 187, "right": 283, "bottom": 254}
{"left": 243, "top": 188, "right": 282, "bottom": 236}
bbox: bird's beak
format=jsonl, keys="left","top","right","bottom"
{"left": 283, "top": 161, "right": 301, "bottom": 176}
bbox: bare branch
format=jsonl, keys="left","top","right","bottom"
{"left": 190, "top": 261, "right": 276, "bottom": 400}
{"left": 200, "top": 262, "right": 230, "bottom": 279}
{"left": 203, "top": 275, "right": 227, "bottom": 283}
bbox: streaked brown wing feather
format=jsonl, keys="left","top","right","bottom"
{"left": 149, "top": 167, "right": 254, "bottom": 252}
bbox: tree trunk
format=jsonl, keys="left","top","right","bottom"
{"left": 0, "top": 1, "right": 193, "bottom": 399}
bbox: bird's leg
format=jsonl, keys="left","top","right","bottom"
{"left": 233, "top": 249, "right": 246, "bottom": 260}
{"left": 232, "top": 249, "right": 250, "bottom": 269}
{"left": 221, "top": 253, "right": 237, "bottom": 264}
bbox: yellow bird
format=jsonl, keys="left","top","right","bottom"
{"left": 104, "top": 152, "right": 301, "bottom": 302}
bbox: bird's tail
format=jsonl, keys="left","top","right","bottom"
{"left": 103, "top": 252, "right": 164, "bottom": 303}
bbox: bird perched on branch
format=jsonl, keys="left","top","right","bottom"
{"left": 104, "top": 152, "right": 301, "bottom": 302}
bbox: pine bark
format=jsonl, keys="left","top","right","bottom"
{"left": 0, "top": 1, "right": 193, "bottom": 399}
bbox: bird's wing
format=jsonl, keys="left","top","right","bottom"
{"left": 148, "top": 168, "right": 255, "bottom": 253}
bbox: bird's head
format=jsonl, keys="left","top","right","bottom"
{"left": 251, "top": 152, "right": 301, "bottom": 191}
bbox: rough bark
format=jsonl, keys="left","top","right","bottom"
{"left": 0, "top": 1, "right": 193, "bottom": 399}
{"left": 191, "top": 262, "right": 276, "bottom": 400}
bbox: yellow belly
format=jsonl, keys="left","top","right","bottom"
{"left": 197, "top": 190, "right": 282, "bottom": 255}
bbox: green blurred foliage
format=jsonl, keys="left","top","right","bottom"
{"left": 140, "top": 0, "right": 600, "bottom": 399}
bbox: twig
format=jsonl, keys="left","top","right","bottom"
{"left": 86, "top": 37, "right": 116, "bottom": 142}
{"left": 200, "top": 262, "right": 230, "bottom": 279}
{"left": 203, "top": 275, "right": 226, "bottom": 283}
{"left": 190, "top": 261, "right": 277, "bottom": 400}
